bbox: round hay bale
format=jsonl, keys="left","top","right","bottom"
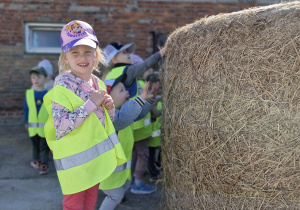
{"left": 161, "top": 2, "right": 300, "bottom": 209}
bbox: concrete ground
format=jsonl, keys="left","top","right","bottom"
{"left": 0, "top": 125, "right": 162, "bottom": 210}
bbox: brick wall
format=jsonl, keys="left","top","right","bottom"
{"left": 0, "top": 0, "right": 278, "bottom": 125}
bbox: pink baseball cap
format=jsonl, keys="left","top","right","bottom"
{"left": 61, "top": 20, "right": 99, "bottom": 53}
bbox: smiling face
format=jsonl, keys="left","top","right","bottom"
{"left": 109, "top": 82, "right": 130, "bottom": 109}
{"left": 64, "top": 45, "right": 97, "bottom": 81}
{"left": 111, "top": 50, "right": 131, "bottom": 64}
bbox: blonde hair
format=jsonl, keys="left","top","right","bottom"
{"left": 58, "top": 46, "right": 105, "bottom": 74}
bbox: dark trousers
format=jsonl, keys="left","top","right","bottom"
{"left": 31, "top": 134, "right": 50, "bottom": 165}
{"left": 148, "top": 146, "right": 161, "bottom": 178}
{"left": 131, "top": 138, "right": 150, "bottom": 180}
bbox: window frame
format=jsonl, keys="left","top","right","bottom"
{"left": 24, "top": 22, "right": 64, "bottom": 54}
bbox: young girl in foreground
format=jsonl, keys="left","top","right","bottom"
{"left": 43, "top": 20, "right": 126, "bottom": 210}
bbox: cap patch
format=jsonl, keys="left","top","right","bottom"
{"left": 65, "top": 21, "right": 87, "bottom": 38}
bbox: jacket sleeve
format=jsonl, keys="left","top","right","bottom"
{"left": 52, "top": 99, "right": 97, "bottom": 140}
{"left": 124, "top": 52, "right": 161, "bottom": 86}
{"left": 113, "top": 96, "right": 145, "bottom": 131}
{"left": 134, "top": 98, "right": 155, "bottom": 121}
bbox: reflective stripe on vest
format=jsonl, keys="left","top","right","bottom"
{"left": 28, "top": 123, "right": 45, "bottom": 128}
{"left": 113, "top": 160, "right": 131, "bottom": 173}
{"left": 144, "top": 118, "right": 151, "bottom": 126}
{"left": 152, "top": 129, "right": 161, "bottom": 138}
{"left": 54, "top": 133, "right": 119, "bottom": 171}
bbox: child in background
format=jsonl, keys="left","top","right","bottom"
{"left": 103, "top": 42, "right": 162, "bottom": 194}
{"left": 23, "top": 66, "right": 50, "bottom": 175}
{"left": 37, "top": 59, "right": 55, "bottom": 161}
{"left": 146, "top": 73, "right": 162, "bottom": 180}
{"left": 43, "top": 20, "right": 126, "bottom": 210}
{"left": 98, "top": 73, "right": 160, "bottom": 210}
{"left": 38, "top": 59, "right": 55, "bottom": 91}
{"left": 31, "top": 59, "right": 55, "bottom": 91}
{"left": 131, "top": 76, "right": 155, "bottom": 194}
{"left": 103, "top": 42, "right": 161, "bottom": 99}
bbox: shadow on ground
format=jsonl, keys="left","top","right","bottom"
{"left": 0, "top": 125, "right": 162, "bottom": 210}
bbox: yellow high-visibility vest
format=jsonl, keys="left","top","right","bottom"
{"left": 100, "top": 124, "right": 134, "bottom": 190}
{"left": 43, "top": 84, "right": 126, "bottom": 195}
{"left": 105, "top": 66, "right": 139, "bottom": 99}
{"left": 133, "top": 80, "right": 152, "bottom": 142}
{"left": 26, "top": 89, "right": 48, "bottom": 137}
{"left": 98, "top": 78, "right": 107, "bottom": 90}
{"left": 148, "top": 101, "right": 162, "bottom": 147}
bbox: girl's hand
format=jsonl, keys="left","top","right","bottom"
{"left": 25, "top": 124, "right": 28, "bottom": 131}
{"left": 90, "top": 89, "right": 107, "bottom": 107}
{"left": 140, "top": 81, "right": 153, "bottom": 100}
{"left": 103, "top": 95, "right": 114, "bottom": 110}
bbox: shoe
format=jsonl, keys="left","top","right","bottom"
{"left": 39, "top": 164, "right": 49, "bottom": 175}
{"left": 130, "top": 181, "right": 155, "bottom": 194}
{"left": 30, "top": 160, "right": 40, "bottom": 169}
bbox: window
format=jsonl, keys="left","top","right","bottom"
{"left": 25, "top": 22, "right": 64, "bottom": 54}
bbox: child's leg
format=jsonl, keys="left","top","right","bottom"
{"left": 39, "top": 137, "right": 50, "bottom": 165}
{"left": 133, "top": 138, "right": 150, "bottom": 180}
{"left": 157, "top": 146, "right": 161, "bottom": 167}
{"left": 131, "top": 144, "right": 138, "bottom": 176}
{"left": 62, "top": 184, "right": 99, "bottom": 210}
{"left": 30, "top": 135, "right": 40, "bottom": 161}
{"left": 99, "top": 181, "right": 130, "bottom": 210}
{"left": 130, "top": 139, "right": 155, "bottom": 195}
{"left": 83, "top": 183, "right": 100, "bottom": 210}
{"left": 148, "top": 146, "right": 160, "bottom": 178}
{"left": 62, "top": 191, "right": 85, "bottom": 210}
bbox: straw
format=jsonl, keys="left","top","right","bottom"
{"left": 160, "top": 2, "right": 300, "bottom": 209}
